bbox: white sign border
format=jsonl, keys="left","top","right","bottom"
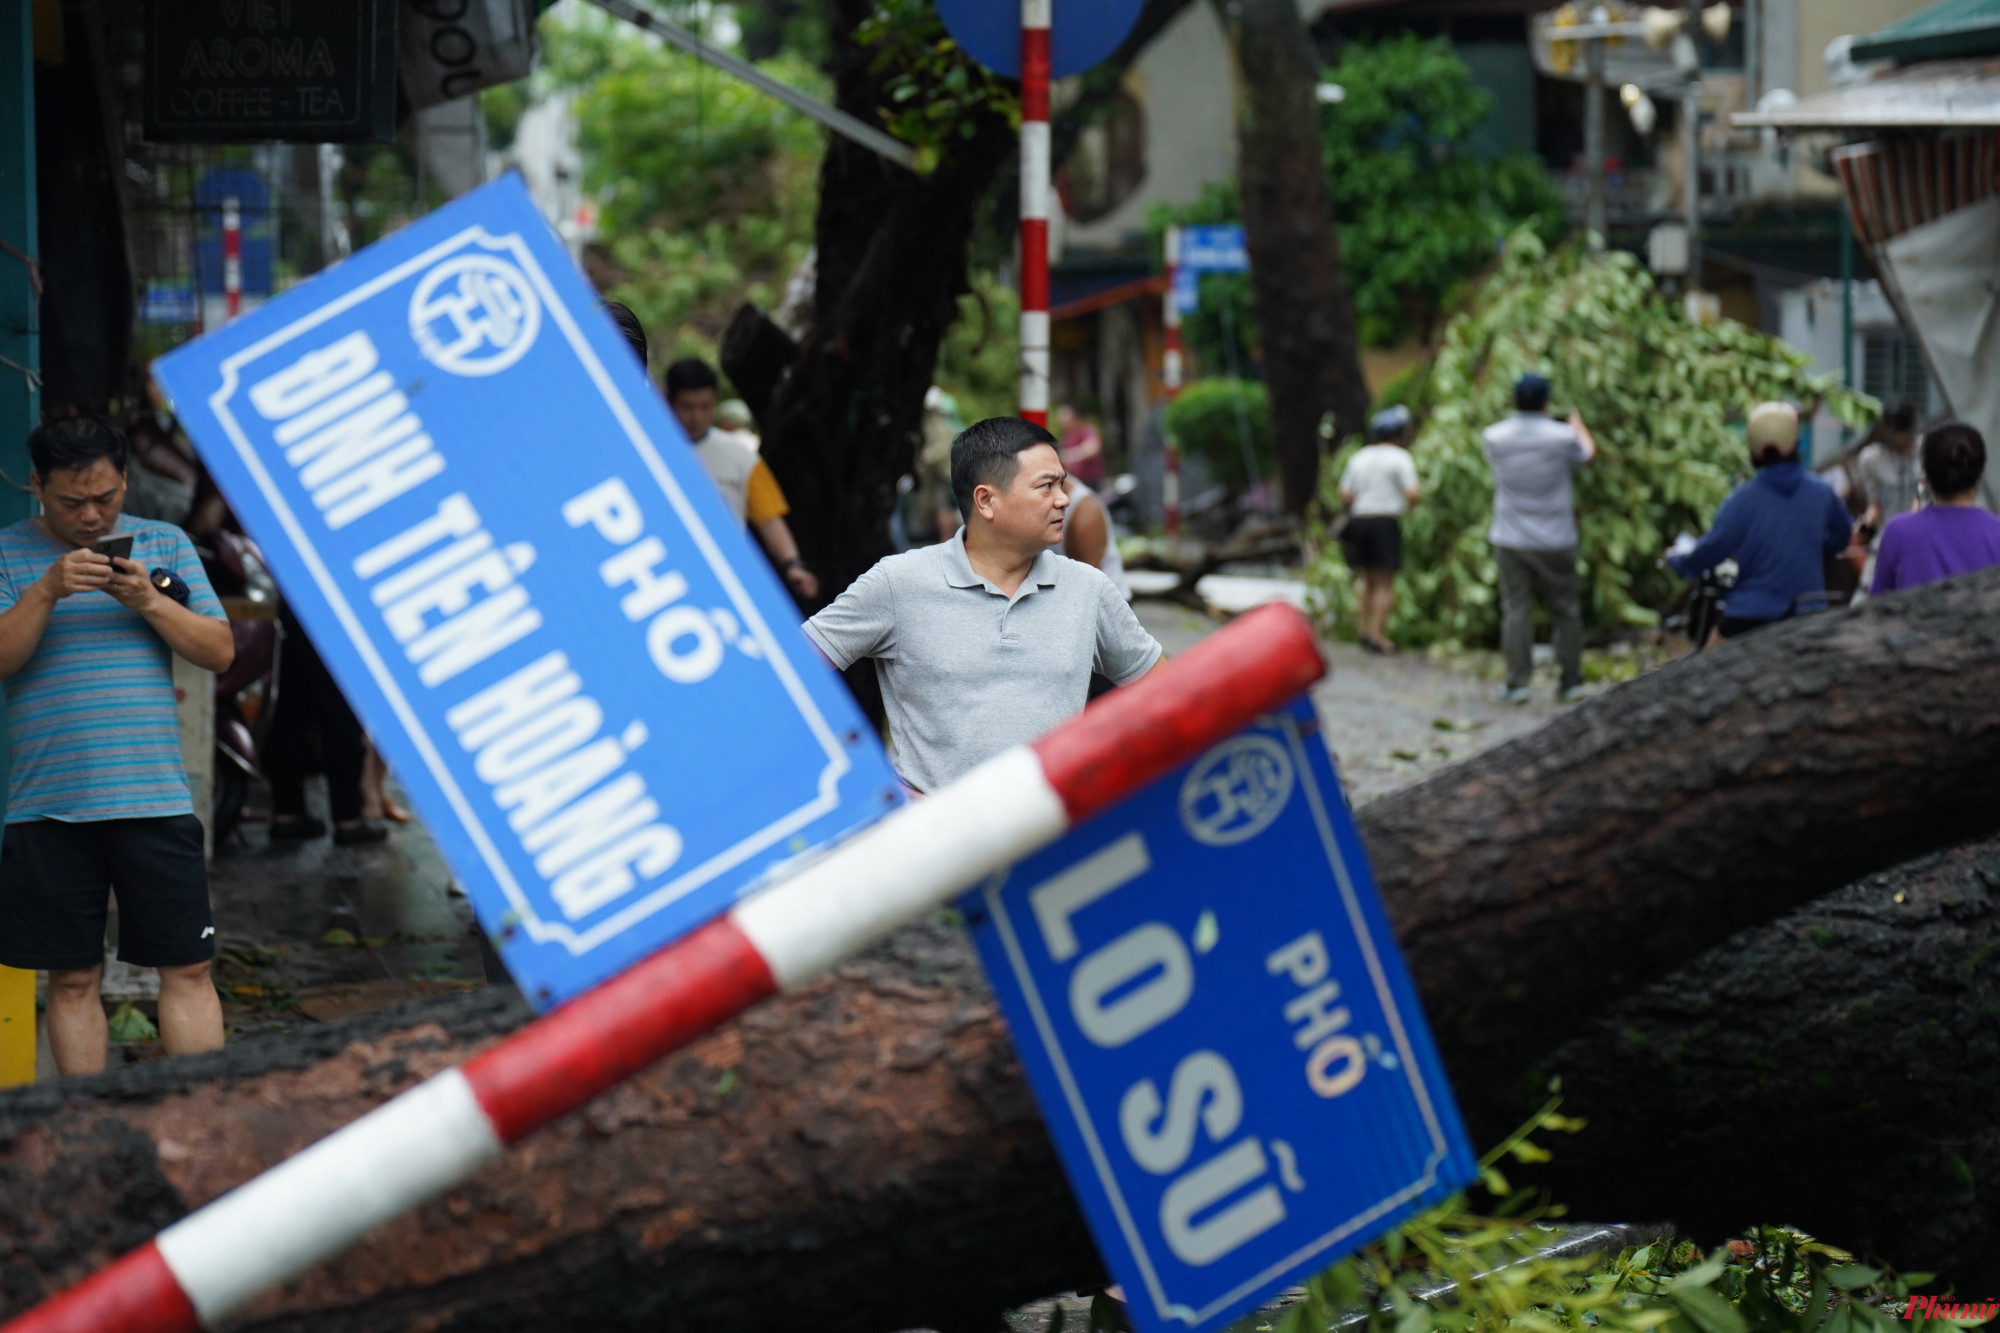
{"left": 203, "top": 221, "right": 857, "bottom": 958}
{"left": 979, "top": 706, "right": 1454, "bottom": 1328}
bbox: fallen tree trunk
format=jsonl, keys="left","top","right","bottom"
{"left": 1538, "top": 833, "right": 2000, "bottom": 1288}
{"left": 0, "top": 923, "right": 1098, "bottom": 1333}
{"left": 6, "top": 574, "right": 2000, "bottom": 1326}
{"left": 1362, "top": 567, "right": 2000, "bottom": 1134}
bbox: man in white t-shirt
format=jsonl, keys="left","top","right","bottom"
{"left": 1337, "top": 406, "right": 1421, "bottom": 653}
{"left": 663, "top": 357, "right": 819, "bottom": 603}
{"left": 1484, "top": 373, "right": 1599, "bottom": 703}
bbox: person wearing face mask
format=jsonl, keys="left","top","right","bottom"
{"left": 803, "top": 417, "right": 1162, "bottom": 795}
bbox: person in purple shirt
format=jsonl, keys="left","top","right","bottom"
{"left": 1870, "top": 422, "right": 2000, "bottom": 595}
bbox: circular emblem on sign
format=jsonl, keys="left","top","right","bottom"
{"left": 408, "top": 253, "right": 541, "bottom": 376}
{"left": 1178, "top": 734, "right": 1295, "bottom": 847}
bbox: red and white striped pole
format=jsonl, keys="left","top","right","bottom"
{"left": 221, "top": 196, "right": 242, "bottom": 323}
{"left": 1, "top": 605, "right": 1325, "bottom": 1333}
{"left": 1018, "top": 0, "right": 1051, "bottom": 427}
{"left": 1162, "top": 223, "right": 1183, "bottom": 538}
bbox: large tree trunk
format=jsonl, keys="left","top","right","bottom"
{"left": 1365, "top": 567, "right": 2000, "bottom": 1137}
{"left": 8, "top": 575, "right": 2000, "bottom": 1326}
{"left": 1539, "top": 832, "right": 2000, "bottom": 1287}
{"left": 0, "top": 922, "right": 1098, "bottom": 1333}
{"left": 1221, "top": 0, "right": 1370, "bottom": 513}
{"left": 754, "top": 1, "right": 1020, "bottom": 601}
{"left": 745, "top": 0, "right": 1196, "bottom": 599}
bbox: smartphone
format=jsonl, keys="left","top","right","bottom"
{"left": 89, "top": 534, "right": 134, "bottom": 562}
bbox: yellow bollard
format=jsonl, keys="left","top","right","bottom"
{"left": 0, "top": 965, "right": 35, "bottom": 1087}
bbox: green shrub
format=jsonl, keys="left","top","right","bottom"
{"left": 1167, "top": 378, "right": 1272, "bottom": 492}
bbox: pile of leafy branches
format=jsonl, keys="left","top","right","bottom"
{"left": 1306, "top": 232, "right": 1876, "bottom": 648}
{"left": 1250, "top": 1100, "right": 1980, "bottom": 1333}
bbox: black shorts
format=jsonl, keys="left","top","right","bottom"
{"left": 0, "top": 815, "right": 214, "bottom": 971}
{"left": 1341, "top": 515, "right": 1403, "bottom": 571}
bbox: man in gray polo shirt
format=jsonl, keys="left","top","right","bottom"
{"left": 1484, "top": 373, "right": 1599, "bottom": 705}
{"left": 805, "top": 417, "right": 1162, "bottom": 793}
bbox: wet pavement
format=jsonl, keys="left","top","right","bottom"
{"left": 1132, "top": 600, "right": 1564, "bottom": 806}
{"left": 38, "top": 602, "right": 1559, "bottom": 1079}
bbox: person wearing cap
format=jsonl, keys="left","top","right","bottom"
{"left": 1484, "top": 374, "right": 1597, "bottom": 702}
{"left": 1668, "top": 402, "right": 1854, "bottom": 641}
{"left": 1337, "top": 406, "right": 1421, "bottom": 653}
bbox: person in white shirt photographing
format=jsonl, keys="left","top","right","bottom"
{"left": 1338, "top": 406, "right": 1422, "bottom": 654}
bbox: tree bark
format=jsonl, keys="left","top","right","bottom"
{"left": 8, "top": 576, "right": 2000, "bottom": 1325}
{"left": 1220, "top": 0, "right": 1371, "bottom": 514}
{"left": 0, "top": 922, "right": 1100, "bottom": 1333}
{"left": 1537, "top": 833, "right": 2000, "bottom": 1288}
{"left": 754, "top": 1, "right": 1021, "bottom": 601}
{"left": 1364, "top": 567, "right": 2000, "bottom": 1137}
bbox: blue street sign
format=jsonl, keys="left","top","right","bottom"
{"left": 1179, "top": 225, "right": 1249, "bottom": 274}
{"left": 1172, "top": 267, "right": 1199, "bottom": 315}
{"left": 154, "top": 174, "right": 904, "bottom": 1009}
{"left": 937, "top": 0, "right": 1145, "bottom": 79}
{"left": 963, "top": 699, "right": 1475, "bottom": 1333}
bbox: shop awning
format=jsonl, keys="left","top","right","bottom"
{"left": 1850, "top": 0, "right": 2000, "bottom": 65}
{"left": 1733, "top": 58, "right": 2000, "bottom": 128}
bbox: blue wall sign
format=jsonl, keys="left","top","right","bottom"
{"left": 1179, "top": 225, "right": 1249, "bottom": 274}
{"left": 1172, "top": 267, "right": 1199, "bottom": 315}
{"left": 154, "top": 174, "right": 903, "bottom": 1009}
{"left": 964, "top": 700, "right": 1475, "bottom": 1333}
{"left": 937, "top": 0, "right": 1146, "bottom": 79}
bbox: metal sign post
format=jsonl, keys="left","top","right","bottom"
{"left": 1019, "top": 0, "right": 1052, "bottom": 427}
{"left": 1162, "top": 224, "right": 1182, "bottom": 536}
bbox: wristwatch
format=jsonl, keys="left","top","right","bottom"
{"left": 781, "top": 558, "right": 807, "bottom": 572}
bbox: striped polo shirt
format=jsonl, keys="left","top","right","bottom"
{"left": 0, "top": 516, "right": 225, "bottom": 823}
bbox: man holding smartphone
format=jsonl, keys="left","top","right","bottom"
{"left": 0, "top": 414, "right": 234, "bottom": 1076}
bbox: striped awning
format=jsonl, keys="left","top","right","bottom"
{"left": 1830, "top": 131, "right": 2000, "bottom": 245}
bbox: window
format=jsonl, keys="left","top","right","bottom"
{"left": 1860, "top": 327, "right": 1931, "bottom": 409}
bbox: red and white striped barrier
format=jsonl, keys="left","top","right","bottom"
{"left": 1161, "top": 223, "right": 1183, "bottom": 537}
{"left": 1018, "top": 0, "right": 1051, "bottom": 427}
{"left": 3, "top": 603, "right": 1325, "bottom": 1333}
{"left": 221, "top": 196, "right": 242, "bottom": 323}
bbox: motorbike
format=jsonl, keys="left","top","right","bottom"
{"left": 199, "top": 530, "right": 282, "bottom": 845}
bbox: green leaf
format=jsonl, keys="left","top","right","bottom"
{"left": 1826, "top": 1266, "right": 1882, "bottom": 1291}
{"left": 1672, "top": 1284, "right": 1749, "bottom": 1333}
{"left": 107, "top": 1001, "right": 159, "bottom": 1044}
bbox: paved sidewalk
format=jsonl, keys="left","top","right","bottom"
{"left": 1134, "top": 602, "right": 1561, "bottom": 806}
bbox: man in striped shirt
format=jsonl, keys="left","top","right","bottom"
{"left": 0, "top": 415, "right": 234, "bottom": 1075}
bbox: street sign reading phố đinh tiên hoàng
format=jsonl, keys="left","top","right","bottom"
{"left": 153, "top": 174, "right": 904, "bottom": 1009}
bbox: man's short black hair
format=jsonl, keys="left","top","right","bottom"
{"left": 604, "top": 301, "right": 647, "bottom": 368}
{"left": 1921, "top": 421, "right": 1986, "bottom": 498}
{"left": 1884, "top": 399, "right": 1920, "bottom": 435}
{"left": 28, "top": 414, "right": 129, "bottom": 480}
{"left": 950, "top": 416, "right": 1059, "bottom": 516}
{"left": 1514, "top": 374, "right": 1551, "bottom": 413}
{"left": 663, "top": 357, "right": 718, "bottom": 401}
